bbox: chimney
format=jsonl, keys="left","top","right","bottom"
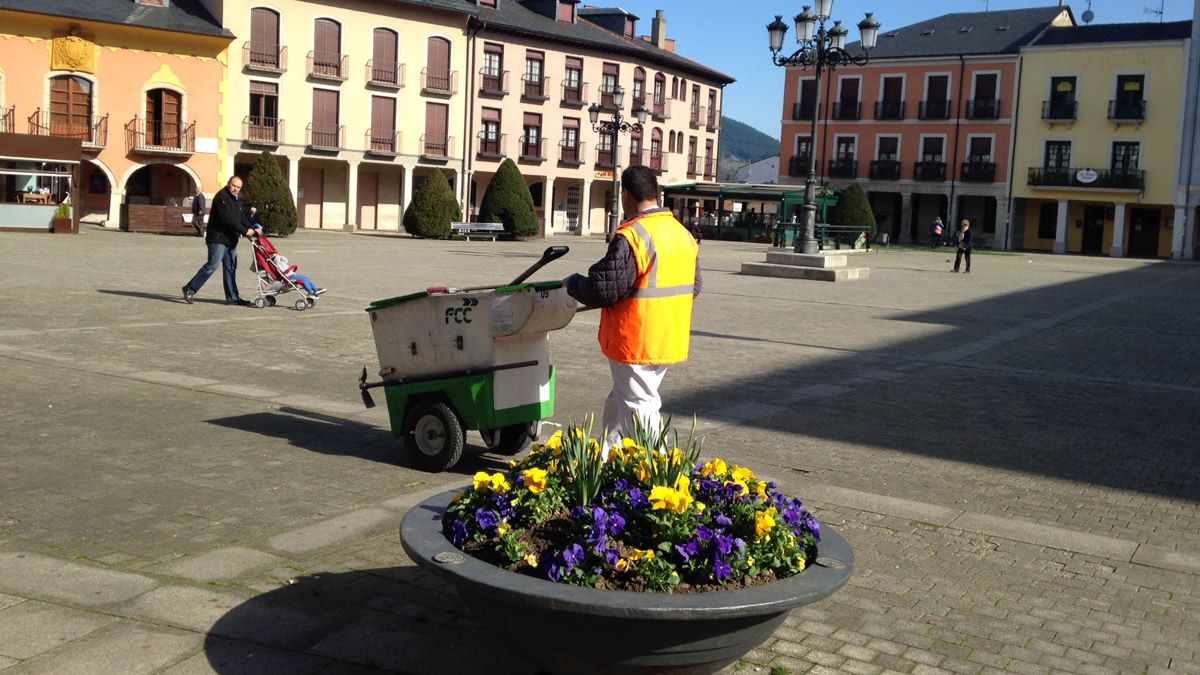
{"left": 651, "top": 9, "right": 667, "bottom": 49}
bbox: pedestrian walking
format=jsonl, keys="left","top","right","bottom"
{"left": 190, "top": 185, "right": 206, "bottom": 237}
{"left": 564, "top": 165, "right": 701, "bottom": 452}
{"left": 182, "top": 176, "right": 258, "bottom": 306}
{"left": 931, "top": 216, "right": 944, "bottom": 248}
{"left": 953, "top": 218, "right": 973, "bottom": 273}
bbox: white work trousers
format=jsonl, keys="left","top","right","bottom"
{"left": 602, "top": 360, "right": 668, "bottom": 452}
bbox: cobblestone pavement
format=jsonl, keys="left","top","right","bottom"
{"left": 1, "top": 227, "right": 1197, "bottom": 674}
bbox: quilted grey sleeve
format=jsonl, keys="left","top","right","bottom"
{"left": 565, "top": 238, "right": 639, "bottom": 308}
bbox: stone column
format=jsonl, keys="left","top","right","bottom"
{"left": 994, "top": 198, "right": 1008, "bottom": 250}
{"left": 899, "top": 191, "right": 913, "bottom": 244}
{"left": 581, "top": 179, "right": 593, "bottom": 236}
{"left": 542, "top": 176, "right": 555, "bottom": 237}
{"left": 1172, "top": 205, "right": 1189, "bottom": 259}
{"left": 401, "top": 165, "right": 415, "bottom": 217}
{"left": 1053, "top": 199, "right": 1069, "bottom": 254}
{"left": 345, "top": 160, "right": 360, "bottom": 232}
{"left": 105, "top": 189, "right": 124, "bottom": 229}
{"left": 1110, "top": 202, "right": 1127, "bottom": 257}
{"left": 287, "top": 160, "right": 301, "bottom": 217}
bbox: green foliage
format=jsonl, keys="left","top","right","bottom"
{"left": 403, "top": 171, "right": 459, "bottom": 239}
{"left": 53, "top": 203, "right": 71, "bottom": 220}
{"left": 241, "top": 151, "right": 298, "bottom": 236}
{"left": 559, "top": 415, "right": 604, "bottom": 507}
{"left": 830, "top": 182, "right": 876, "bottom": 237}
{"left": 479, "top": 158, "right": 538, "bottom": 238}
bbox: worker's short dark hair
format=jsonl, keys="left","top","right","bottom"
{"left": 621, "top": 165, "right": 658, "bottom": 202}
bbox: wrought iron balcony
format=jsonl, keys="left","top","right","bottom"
{"left": 966, "top": 98, "right": 1000, "bottom": 119}
{"left": 480, "top": 69, "right": 509, "bottom": 96}
{"left": 788, "top": 155, "right": 812, "bottom": 177}
{"left": 558, "top": 140, "right": 585, "bottom": 166}
{"left": 366, "top": 60, "right": 404, "bottom": 88}
{"left": 306, "top": 123, "right": 344, "bottom": 150}
{"left": 243, "top": 116, "right": 282, "bottom": 145}
{"left": 628, "top": 148, "right": 645, "bottom": 167}
{"left": 1108, "top": 99, "right": 1146, "bottom": 122}
{"left": 919, "top": 100, "right": 951, "bottom": 120}
{"left": 420, "top": 134, "right": 454, "bottom": 159}
{"left": 832, "top": 101, "right": 861, "bottom": 120}
{"left": 28, "top": 110, "right": 108, "bottom": 148}
{"left": 561, "top": 80, "right": 587, "bottom": 106}
{"left": 914, "top": 161, "right": 947, "bottom": 181}
{"left": 869, "top": 159, "right": 901, "bottom": 180}
{"left": 1, "top": 106, "right": 14, "bottom": 133}
{"left": 960, "top": 161, "right": 996, "bottom": 183}
{"left": 651, "top": 96, "right": 670, "bottom": 120}
{"left": 1027, "top": 166, "right": 1144, "bottom": 189}
{"left": 421, "top": 68, "right": 457, "bottom": 95}
{"left": 1041, "top": 100, "right": 1076, "bottom": 121}
{"left": 477, "top": 131, "right": 506, "bottom": 159}
{"left": 707, "top": 107, "right": 720, "bottom": 130}
{"left": 792, "top": 101, "right": 815, "bottom": 121}
{"left": 519, "top": 136, "right": 544, "bottom": 161}
{"left": 522, "top": 75, "right": 549, "bottom": 101}
{"left": 828, "top": 159, "right": 857, "bottom": 178}
{"left": 689, "top": 105, "right": 705, "bottom": 127}
{"left": 307, "top": 51, "right": 347, "bottom": 81}
{"left": 596, "top": 145, "right": 616, "bottom": 169}
{"left": 125, "top": 117, "right": 195, "bottom": 155}
{"left": 703, "top": 157, "right": 716, "bottom": 180}
{"left": 243, "top": 41, "right": 287, "bottom": 73}
{"left": 874, "top": 101, "right": 904, "bottom": 120}
{"left": 366, "top": 129, "right": 400, "bottom": 155}
{"left": 598, "top": 84, "right": 618, "bottom": 109}
{"left": 649, "top": 149, "right": 664, "bottom": 174}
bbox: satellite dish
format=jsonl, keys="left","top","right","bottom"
{"left": 1082, "top": 9, "right": 1095, "bottom": 23}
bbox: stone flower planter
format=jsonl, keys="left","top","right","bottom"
{"left": 400, "top": 488, "right": 854, "bottom": 675}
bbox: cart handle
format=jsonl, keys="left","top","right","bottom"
{"left": 509, "top": 245, "right": 569, "bottom": 285}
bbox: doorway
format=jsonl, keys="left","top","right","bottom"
{"left": 1128, "top": 207, "right": 1160, "bottom": 258}
{"left": 1081, "top": 205, "right": 1105, "bottom": 255}
{"left": 565, "top": 184, "right": 581, "bottom": 231}
{"left": 358, "top": 172, "right": 379, "bottom": 230}
{"left": 298, "top": 167, "right": 324, "bottom": 229}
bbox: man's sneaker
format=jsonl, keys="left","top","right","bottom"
{"left": 227, "top": 299, "right": 252, "bottom": 307}
{"left": 182, "top": 286, "right": 194, "bottom": 304}
{"left": 313, "top": 288, "right": 326, "bottom": 296}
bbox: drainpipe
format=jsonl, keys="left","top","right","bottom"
{"left": 947, "top": 54, "right": 965, "bottom": 229}
{"left": 464, "top": 18, "right": 481, "bottom": 220}
{"left": 1180, "top": 34, "right": 1198, "bottom": 258}
{"left": 1005, "top": 53, "right": 1025, "bottom": 251}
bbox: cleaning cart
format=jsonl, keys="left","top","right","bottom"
{"left": 358, "top": 246, "right": 576, "bottom": 471}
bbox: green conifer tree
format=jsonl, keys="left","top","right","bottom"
{"left": 241, "top": 151, "right": 298, "bottom": 236}
{"left": 403, "top": 170, "right": 459, "bottom": 239}
{"left": 478, "top": 158, "right": 538, "bottom": 238}
{"left": 830, "top": 182, "right": 876, "bottom": 238}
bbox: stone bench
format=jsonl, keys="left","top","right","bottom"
{"left": 450, "top": 222, "right": 504, "bottom": 241}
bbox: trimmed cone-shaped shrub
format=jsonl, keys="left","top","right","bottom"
{"left": 242, "top": 151, "right": 298, "bottom": 236}
{"left": 403, "top": 170, "right": 460, "bottom": 239}
{"left": 479, "top": 158, "right": 538, "bottom": 238}
{"left": 830, "top": 182, "right": 876, "bottom": 238}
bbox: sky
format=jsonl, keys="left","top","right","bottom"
{"left": 612, "top": 0, "right": 1195, "bottom": 139}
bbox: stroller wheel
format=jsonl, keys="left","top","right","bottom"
{"left": 294, "top": 298, "right": 308, "bottom": 311}
{"left": 266, "top": 296, "right": 277, "bottom": 307}
{"left": 253, "top": 297, "right": 266, "bottom": 309}
{"left": 306, "top": 297, "right": 316, "bottom": 308}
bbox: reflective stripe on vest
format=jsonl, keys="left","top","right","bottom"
{"left": 598, "top": 208, "right": 698, "bottom": 365}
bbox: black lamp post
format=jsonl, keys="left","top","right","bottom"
{"left": 589, "top": 85, "right": 650, "bottom": 242}
{"left": 769, "top": 2, "right": 880, "bottom": 254}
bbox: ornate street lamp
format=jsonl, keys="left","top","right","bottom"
{"left": 769, "top": 3, "right": 880, "bottom": 254}
{"left": 589, "top": 85, "right": 650, "bottom": 242}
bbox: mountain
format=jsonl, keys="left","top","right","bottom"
{"left": 718, "top": 117, "right": 779, "bottom": 181}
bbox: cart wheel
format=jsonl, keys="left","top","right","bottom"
{"left": 402, "top": 400, "right": 465, "bottom": 472}
{"left": 266, "top": 296, "right": 277, "bottom": 307}
{"left": 294, "top": 298, "right": 308, "bottom": 311}
{"left": 484, "top": 423, "right": 535, "bottom": 456}
{"left": 253, "top": 297, "right": 266, "bottom": 309}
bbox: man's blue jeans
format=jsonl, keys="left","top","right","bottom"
{"left": 184, "top": 242, "right": 241, "bottom": 302}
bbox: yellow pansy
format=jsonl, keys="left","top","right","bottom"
{"left": 524, "top": 553, "right": 539, "bottom": 567}
{"left": 635, "top": 459, "right": 652, "bottom": 483}
{"left": 544, "top": 430, "right": 564, "bottom": 453}
{"left": 629, "top": 548, "right": 655, "bottom": 561}
{"left": 755, "top": 507, "right": 778, "bottom": 538}
{"left": 497, "top": 521, "right": 510, "bottom": 536}
{"left": 755, "top": 481, "right": 768, "bottom": 498}
{"left": 649, "top": 485, "right": 693, "bottom": 514}
{"left": 473, "top": 471, "right": 492, "bottom": 492}
{"left": 731, "top": 466, "right": 756, "bottom": 482}
{"left": 674, "top": 474, "right": 690, "bottom": 493}
{"left": 615, "top": 558, "right": 630, "bottom": 572}
{"left": 488, "top": 473, "right": 511, "bottom": 494}
{"left": 701, "top": 458, "right": 728, "bottom": 477}
{"left": 522, "top": 467, "right": 548, "bottom": 494}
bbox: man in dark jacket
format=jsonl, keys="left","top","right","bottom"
{"left": 952, "top": 218, "right": 973, "bottom": 273}
{"left": 190, "top": 186, "right": 206, "bottom": 237}
{"left": 565, "top": 165, "right": 702, "bottom": 451}
{"left": 182, "top": 176, "right": 258, "bottom": 305}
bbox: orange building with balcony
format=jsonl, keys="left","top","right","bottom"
{"left": 0, "top": 0, "right": 232, "bottom": 230}
{"left": 779, "top": 6, "right": 1072, "bottom": 246}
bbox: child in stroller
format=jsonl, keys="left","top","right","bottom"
{"left": 249, "top": 232, "right": 325, "bottom": 310}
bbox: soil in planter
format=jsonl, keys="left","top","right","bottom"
{"left": 456, "top": 510, "right": 804, "bottom": 593}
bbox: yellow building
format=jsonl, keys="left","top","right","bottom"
{"left": 1011, "top": 21, "right": 1192, "bottom": 258}
{"left": 464, "top": 2, "right": 732, "bottom": 236}
{"left": 197, "top": 0, "right": 473, "bottom": 231}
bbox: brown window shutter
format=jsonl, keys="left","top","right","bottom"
{"left": 428, "top": 37, "right": 450, "bottom": 82}
{"left": 557, "top": 1, "right": 574, "bottom": 22}
{"left": 373, "top": 29, "right": 397, "bottom": 67}
{"left": 566, "top": 56, "right": 582, "bottom": 71}
{"left": 603, "top": 62, "right": 618, "bottom": 77}
{"left": 249, "top": 81, "right": 278, "bottom": 96}
{"left": 974, "top": 73, "right": 997, "bottom": 100}
{"left": 426, "top": 102, "right": 448, "bottom": 139}
{"left": 251, "top": 8, "right": 279, "bottom": 48}
{"left": 372, "top": 96, "right": 395, "bottom": 133}
{"left": 481, "top": 107, "right": 500, "bottom": 123}
{"left": 523, "top": 112, "right": 540, "bottom": 127}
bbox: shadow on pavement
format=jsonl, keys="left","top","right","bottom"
{"left": 99, "top": 289, "right": 232, "bottom": 305}
{"left": 204, "top": 567, "right": 531, "bottom": 674}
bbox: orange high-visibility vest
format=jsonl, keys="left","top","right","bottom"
{"left": 599, "top": 208, "right": 698, "bottom": 365}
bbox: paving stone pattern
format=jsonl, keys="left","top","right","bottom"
{"left": 0, "top": 228, "right": 1197, "bottom": 673}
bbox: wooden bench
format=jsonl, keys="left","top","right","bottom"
{"left": 450, "top": 222, "right": 505, "bottom": 241}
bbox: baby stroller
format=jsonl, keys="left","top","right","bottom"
{"left": 249, "top": 233, "right": 320, "bottom": 310}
